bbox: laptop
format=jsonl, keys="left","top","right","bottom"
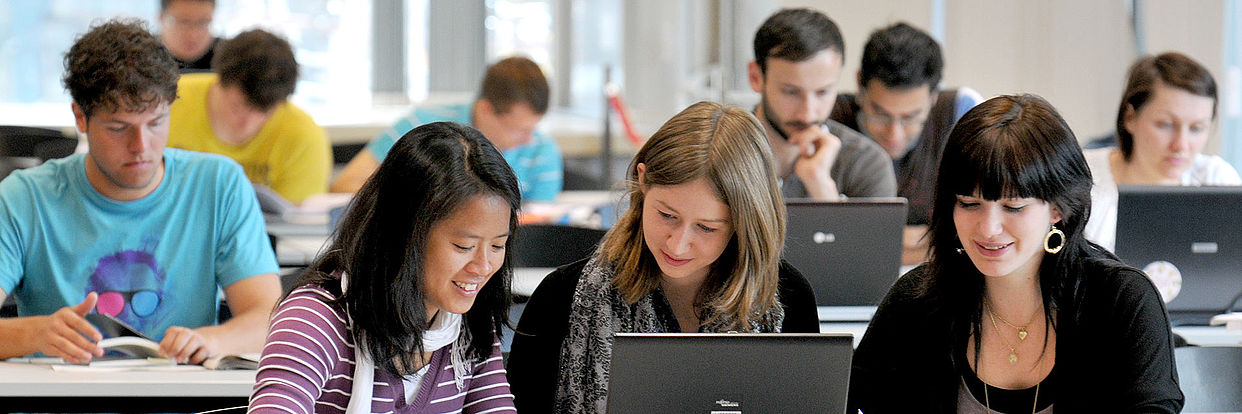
{"left": 1115, "top": 185, "right": 1242, "bottom": 325}
{"left": 606, "top": 333, "right": 853, "bottom": 414}
{"left": 783, "top": 199, "right": 907, "bottom": 311}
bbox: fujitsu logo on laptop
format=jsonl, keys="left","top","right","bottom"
{"left": 711, "top": 398, "right": 743, "bottom": 414}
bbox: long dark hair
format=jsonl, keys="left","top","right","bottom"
{"left": 295, "top": 122, "right": 519, "bottom": 377}
{"left": 924, "top": 94, "right": 1096, "bottom": 364}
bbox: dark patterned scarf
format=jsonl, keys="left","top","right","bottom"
{"left": 553, "top": 256, "right": 784, "bottom": 413}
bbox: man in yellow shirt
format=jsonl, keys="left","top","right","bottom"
{"left": 169, "top": 29, "right": 330, "bottom": 204}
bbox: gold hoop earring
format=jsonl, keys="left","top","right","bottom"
{"left": 1044, "top": 225, "right": 1065, "bottom": 254}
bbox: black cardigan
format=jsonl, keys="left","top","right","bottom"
{"left": 847, "top": 257, "right": 1184, "bottom": 413}
{"left": 507, "top": 258, "right": 820, "bottom": 413}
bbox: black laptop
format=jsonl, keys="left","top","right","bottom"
{"left": 606, "top": 333, "right": 853, "bottom": 413}
{"left": 1115, "top": 185, "right": 1242, "bottom": 325}
{"left": 783, "top": 199, "right": 907, "bottom": 309}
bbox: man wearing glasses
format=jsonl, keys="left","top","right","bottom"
{"left": 159, "top": 0, "right": 218, "bottom": 73}
{"left": 829, "top": 22, "right": 982, "bottom": 264}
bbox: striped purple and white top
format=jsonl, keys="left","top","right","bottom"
{"left": 248, "top": 285, "right": 516, "bottom": 413}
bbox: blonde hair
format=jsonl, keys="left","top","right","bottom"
{"left": 600, "top": 101, "right": 786, "bottom": 331}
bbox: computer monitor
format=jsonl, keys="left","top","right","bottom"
{"left": 606, "top": 333, "right": 853, "bottom": 414}
{"left": 783, "top": 199, "right": 907, "bottom": 308}
{"left": 1115, "top": 185, "right": 1242, "bottom": 324}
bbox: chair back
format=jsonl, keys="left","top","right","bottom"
{"left": 1176, "top": 346, "right": 1242, "bottom": 412}
{"left": 512, "top": 224, "right": 607, "bottom": 268}
{"left": 0, "top": 126, "right": 77, "bottom": 181}
{"left": 0, "top": 126, "right": 77, "bottom": 160}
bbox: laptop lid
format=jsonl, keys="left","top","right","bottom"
{"left": 784, "top": 198, "right": 907, "bottom": 307}
{"left": 606, "top": 333, "right": 853, "bottom": 414}
{"left": 1115, "top": 186, "right": 1242, "bottom": 320}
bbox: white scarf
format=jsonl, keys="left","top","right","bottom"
{"left": 340, "top": 273, "right": 470, "bottom": 414}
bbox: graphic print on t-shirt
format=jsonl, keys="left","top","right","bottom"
{"left": 84, "top": 238, "right": 168, "bottom": 335}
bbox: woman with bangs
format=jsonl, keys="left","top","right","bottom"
{"left": 847, "top": 95, "right": 1182, "bottom": 413}
{"left": 507, "top": 101, "right": 820, "bottom": 413}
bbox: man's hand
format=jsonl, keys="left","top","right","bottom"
{"left": 160, "top": 325, "right": 220, "bottom": 364}
{"left": 29, "top": 293, "right": 104, "bottom": 364}
{"left": 788, "top": 125, "right": 842, "bottom": 200}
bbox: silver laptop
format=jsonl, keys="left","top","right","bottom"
{"left": 606, "top": 333, "right": 853, "bottom": 414}
{"left": 784, "top": 199, "right": 907, "bottom": 310}
{"left": 1116, "top": 185, "right": 1242, "bottom": 324}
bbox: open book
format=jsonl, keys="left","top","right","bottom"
{"left": 203, "top": 353, "right": 260, "bottom": 370}
{"left": 83, "top": 313, "right": 258, "bottom": 369}
{"left": 83, "top": 313, "right": 168, "bottom": 365}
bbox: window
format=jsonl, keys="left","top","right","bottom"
{"left": 0, "top": 0, "right": 372, "bottom": 125}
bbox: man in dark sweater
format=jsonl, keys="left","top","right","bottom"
{"left": 158, "top": 0, "right": 220, "bottom": 73}
{"left": 829, "top": 22, "right": 981, "bottom": 265}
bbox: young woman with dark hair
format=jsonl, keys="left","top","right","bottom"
{"left": 249, "top": 122, "right": 519, "bottom": 413}
{"left": 848, "top": 95, "right": 1183, "bottom": 412}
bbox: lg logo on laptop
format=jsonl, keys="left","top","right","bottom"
{"left": 812, "top": 231, "right": 835, "bottom": 244}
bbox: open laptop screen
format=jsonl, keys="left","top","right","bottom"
{"left": 784, "top": 199, "right": 906, "bottom": 307}
{"left": 1115, "top": 185, "right": 1242, "bottom": 324}
{"left": 606, "top": 333, "right": 853, "bottom": 413}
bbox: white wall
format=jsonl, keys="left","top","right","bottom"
{"left": 784, "top": 0, "right": 1228, "bottom": 151}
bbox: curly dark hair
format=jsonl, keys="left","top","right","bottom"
{"left": 63, "top": 18, "right": 179, "bottom": 119}
{"left": 212, "top": 29, "right": 298, "bottom": 112}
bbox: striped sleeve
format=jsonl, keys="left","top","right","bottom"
{"left": 461, "top": 341, "right": 516, "bottom": 413}
{"left": 249, "top": 286, "right": 353, "bottom": 414}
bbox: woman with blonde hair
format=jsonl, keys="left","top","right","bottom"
{"left": 507, "top": 101, "right": 820, "bottom": 413}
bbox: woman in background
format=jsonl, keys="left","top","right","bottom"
{"left": 1083, "top": 51, "right": 1241, "bottom": 251}
{"left": 249, "top": 122, "right": 517, "bottom": 413}
{"left": 848, "top": 95, "right": 1182, "bottom": 412}
{"left": 507, "top": 101, "right": 819, "bottom": 413}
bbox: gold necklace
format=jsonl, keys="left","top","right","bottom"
{"left": 986, "top": 302, "right": 1036, "bottom": 341}
{"left": 983, "top": 381, "right": 1039, "bottom": 414}
{"left": 986, "top": 308, "right": 1021, "bottom": 364}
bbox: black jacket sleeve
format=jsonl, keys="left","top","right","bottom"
{"left": 777, "top": 260, "right": 821, "bottom": 333}
{"left": 1066, "top": 262, "right": 1183, "bottom": 412}
{"left": 507, "top": 259, "right": 587, "bottom": 413}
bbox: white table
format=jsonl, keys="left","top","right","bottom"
{"left": 1175, "top": 325, "right": 1242, "bottom": 347}
{"left": 0, "top": 361, "right": 254, "bottom": 412}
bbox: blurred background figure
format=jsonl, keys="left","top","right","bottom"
{"left": 158, "top": 0, "right": 218, "bottom": 73}
{"left": 1082, "top": 52, "right": 1241, "bottom": 251}
{"left": 168, "top": 28, "right": 331, "bottom": 205}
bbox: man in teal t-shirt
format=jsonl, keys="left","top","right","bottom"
{"left": 0, "top": 19, "right": 279, "bottom": 365}
{"left": 332, "top": 56, "right": 563, "bottom": 201}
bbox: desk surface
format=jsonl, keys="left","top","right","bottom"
{"left": 819, "top": 323, "right": 1242, "bottom": 349}
{"left": 0, "top": 361, "right": 255, "bottom": 397}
